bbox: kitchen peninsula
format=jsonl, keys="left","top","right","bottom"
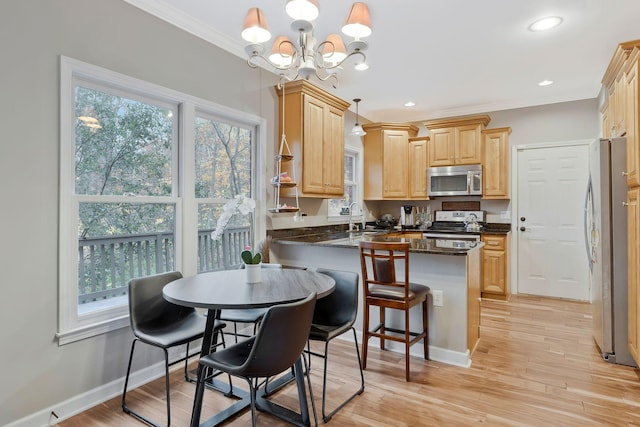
{"left": 269, "top": 230, "right": 482, "bottom": 367}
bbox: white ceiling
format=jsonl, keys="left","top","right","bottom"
{"left": 125, "top": 0, "right": 640, "bottom": 123}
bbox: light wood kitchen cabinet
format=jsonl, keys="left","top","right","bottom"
{"left": 615, "top": 72, "right": 627, "bottom": 137}
{"left": 625, "top": 48, "right": 640, "bottom": 188}
{"left": 423, "top": 115, "right": 491, "bottom": 167}
{"left": 408, "top": 136, "right": 429, "bottom": 198}
{"left": 482, "top": 127, "right": 511, "bottom": 199}
{"left": 481, "top": 233, "right": 510, "bottom": 300}
{"left": 627, "top": 187, "right": 640, "bottom": 364}
{"left": 601, "top": 99, "right": 611, "bottom": 139}
{"left": 362, "top": 122, "right": 421, "bottom": 200}
{"left": 276, "top": 80, "right": 350, "bottom": 197}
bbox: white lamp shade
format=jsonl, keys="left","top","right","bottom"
{"left": 285, "top": 0, "right": 319, "bottom": 21}
{"left": 322, "top": 34, "right": 347, "bottom": 64}
{"left": 342, "top": 2, "right": 372, "bottom": 39}
{"left": 241, "top": 8, "right": 271, "bottom": 43}
{"left": 268, "top": 36, "right": 295, "bottom": 67}
{"left": 351, "top": 123, "right": 366, "bottom": 136}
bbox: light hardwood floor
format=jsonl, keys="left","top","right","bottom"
{"left": 58, "top": 295, "right": 640, "bottom": 426}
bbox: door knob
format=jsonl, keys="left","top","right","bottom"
{"left": 520, "top": 226, "right": 526, "bottom": 231}
{"left": 520, "top": 217, "right": 526, "bottom": 222}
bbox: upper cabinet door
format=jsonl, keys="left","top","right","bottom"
{"left": 626, "top": 52, "right": 639, "bottom": 188}
{"left": 408, "top": 137, "right": 428, "bottom": 198}
{"left": 302, "top": 95, "right": 327, "bottom": 194}
{"left": 382, "top": 130, "right": 409, "bottom": 198}
{"left": 482, "top": 127, "right": 511, "bottom": 199}
{"left": 455, "top": 124, "right": 482, "bottom": 165}
{"left": 323, "top": 105, "right": 345, "bottom": 195}
{"left": 428, "top": 128, "right": 455, "bottom": 167}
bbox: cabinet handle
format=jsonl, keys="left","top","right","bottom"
{"left": 487, "top": 241, "right": 499, "bottom": 246}
{"left": 623, "top": 201, "right": 629, "bottom": 207}
{"left": 477, "top": 297, "right": 482, "bottom": 302}
{"left": 622, "top": 171, "right": 629, "bottom": 177}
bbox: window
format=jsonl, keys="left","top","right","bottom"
{"left": 328, "top": 148, "right": 362, "bottom": 219}
{"left": 58, "top": 57, "right": 264, "bottom": 344}
{"left": 194, "top": 112, "right": 254, "bottom": 272}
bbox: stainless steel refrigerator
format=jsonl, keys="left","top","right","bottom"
{"left": 588, "top": 138, "right": 636, "bottom": 366}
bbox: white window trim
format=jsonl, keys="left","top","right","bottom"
{"left": 57, "top": 56, "right": 265, "bottom": 344}
{"left": 328, "top": 146, "right": 363, "bottom": 222}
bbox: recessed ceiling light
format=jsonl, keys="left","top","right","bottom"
{"left": 404, "top": 101, "right": 415, "bottom": 107}
{"left": 528, "top": 16, "right": 563, "bottom": 32}
{"left": 538, "top": 80, "right": 553, "bottom": 86}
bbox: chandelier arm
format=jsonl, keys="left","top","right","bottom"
{"left": 247, "top": 51, "right": 300, "bottom": 73}
{"left": 322, "top": 50, "right": 367, "bottom": 71}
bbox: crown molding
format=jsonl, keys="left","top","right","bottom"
{"left": 123, "top": 0, "right": 245, "bottom": 59}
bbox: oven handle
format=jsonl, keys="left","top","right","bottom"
{"left": 423, "top": 232, "right": 481, "bottom": 241}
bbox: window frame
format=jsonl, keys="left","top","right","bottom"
{"left": 58, "top": 56, "right": 265, "bottom": 344}
{"left": 328, "top": 146, "right": 363, "bottom": 221}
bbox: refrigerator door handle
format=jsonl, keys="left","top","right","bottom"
{"left": 584, "top": 176, "right": 593, "bottom": 272}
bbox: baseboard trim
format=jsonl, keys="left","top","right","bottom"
{"left": 340, "top": 329, "right": 471, "bottom": 368}
{"left": 5, "top": 347, "right": 194, "bottom": 427}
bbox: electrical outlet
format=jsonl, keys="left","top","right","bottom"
{"left": 432, "top": 290, "right": 443, "bottom": 307}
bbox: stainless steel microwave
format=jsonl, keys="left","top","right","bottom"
{"left": 427, "top": 164, "right": 482, "bottom": 196}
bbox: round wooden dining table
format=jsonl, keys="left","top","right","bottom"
{"left": 163, "top": 268, "right": 336, "bottom": 427}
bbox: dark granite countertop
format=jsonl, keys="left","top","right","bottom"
{"left": 271, "top": 230, "right": 483, "bottom": 256}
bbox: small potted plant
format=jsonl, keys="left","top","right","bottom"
{"left": 242, "top": 245, "right": 262, "bottom": 283}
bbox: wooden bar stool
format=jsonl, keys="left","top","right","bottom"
{"left": 358, "top": 241, "right": 429, "bottom": 381}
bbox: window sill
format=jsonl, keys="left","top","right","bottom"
{"left": 56, "top": 315, "right": 130, "bottom": 345}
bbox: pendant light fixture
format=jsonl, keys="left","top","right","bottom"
{"left": 351, "top": 98, "right": 366, "bottom": 136}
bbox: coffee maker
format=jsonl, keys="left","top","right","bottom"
{"left": 400, "top": 205, "right": 417, "bottom": 229}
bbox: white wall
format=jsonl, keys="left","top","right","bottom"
{"left": 0, "top": 0, "right": 601, "bottom": 424}
{"left": 0, "top": 1, "right": 280, "bottom": 425}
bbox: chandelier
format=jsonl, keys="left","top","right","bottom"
{"left": 241, "top": 1, "right": 372, "bottom": 84}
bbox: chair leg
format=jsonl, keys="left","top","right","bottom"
{"left": 301, "top": 353, "right": 319, "bottom": 427}
{"left": 405, "top": 308, "right": 411, "bottom": 382}
{"left": 121, "top": 339, "right": 137, "bottom": 414}
{"left": 233, "top": 322, "right": 239, "bottom": 344}
{"left": 318, "top": 328, "right": 365, "bottom": 422}
{"left": 423, "top": 299, "right": 429, "bottom": 360}
{"left": 362, "top": 302, "right": 370, "bottom": 370}
{"left": 379, "top": 306, "right": 386, "bottom": 350}
{"left": 245, "top": 377, "right": 258, "bottom": 427}
{"left": 163, "top": 348, "right": 171, "bottom": 425}
{"left": 122, "top": 338, "right": 169, "bottom": 427}
{"left": 184, "top": 342, "right": 192, "bottom": 382}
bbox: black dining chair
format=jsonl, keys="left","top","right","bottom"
{"left": 122, "top": 271, "right": 226, "bottom": 427}
{"left": 193, "top": 292, "right": 318, "bottom": 427}
{"left": 307, "top": 268, "right": 365, "bottom": 422}
{"left": 219, "top": 263, "right": 284, "bottom": 343}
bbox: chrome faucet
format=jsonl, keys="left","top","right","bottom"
{"left": 349, "top": 202, "right": 362, "bottom": 231}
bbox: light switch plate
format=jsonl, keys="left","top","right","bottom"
{"left": 432, "top": 290, "right": 443, "bottom": 307}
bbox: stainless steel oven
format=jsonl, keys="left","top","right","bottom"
{"left": 423, "top": 210, "right": 485, "bottom": 242}
{"left": 422, "top": 232, "right": 480, "bottom": 242}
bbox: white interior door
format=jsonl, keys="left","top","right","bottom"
{"left": 517, "top": 144, "right": 590, "bottom": 300}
